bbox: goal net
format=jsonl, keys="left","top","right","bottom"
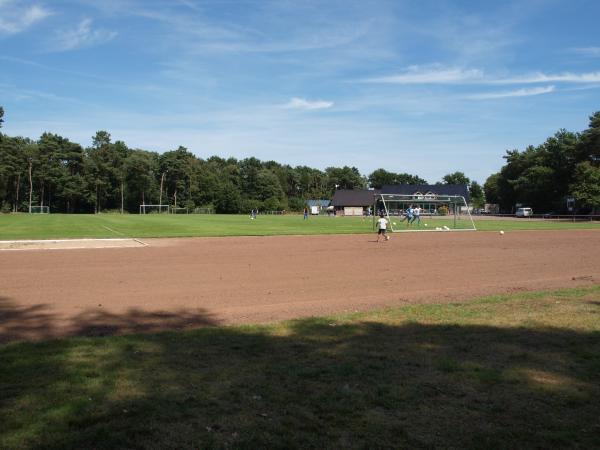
{"left": 170, "top": 207, "right": 189, "bottom": 214}
{"left": 193, "top": 207, "right": 214, "bottom": 214}
{"left": 139, "top": 204, "right": 169, "bottom": 214}
{"left": 30, "top": 205, "right": 50, "bottom": 214}
{"left": 375, "top": 193, "right": 476, "bottom": 232}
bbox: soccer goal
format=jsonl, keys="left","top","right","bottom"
{"left": 139, "top": 204, "right": 169, "bottom": 214}
{"left": 193, "top": 207, "right": 214, "bottom": 214}
{"left": 170, "top": 207, "right": 189, "bottom": 214}
{"left": 29, "top": 205, "right": 50, "bottom": 214}
{"left": 374, "top": 193, "right": 476, "bottom": 232}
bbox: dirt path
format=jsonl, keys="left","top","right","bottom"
{"left": 1, "top": 230, "right": 599, "bottom": 343}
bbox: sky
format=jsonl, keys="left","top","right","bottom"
{"left": 1, "top": 0, "right": 600, "bottom": 183}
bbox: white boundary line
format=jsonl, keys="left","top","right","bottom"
{"left": 0, "top": 238, "right": 133, "bottom": 244}
{"left": 102, "top": 225, "right": 126, "bottom": 236}
{"left": 390, "top": 228, "right": 477, "bottom": 233}
{"left": 0, "top": 238, "right": 147, "bottom": 251}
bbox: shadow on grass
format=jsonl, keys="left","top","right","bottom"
{"left": 0, "top": 297, "right": 219, "bottom": 344}
{"left": 1, "top": 310, "right": 599, "bottom": 449}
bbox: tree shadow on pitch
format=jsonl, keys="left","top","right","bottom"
{"left": 0, "top": 296, "right": 220, "bottom": 344}
{"left": 2, "top": 313, "right": 600, "bottom": 449}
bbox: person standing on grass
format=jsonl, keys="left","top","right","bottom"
{"left": 376, "top": 213, "right": 390, "bottom": 242}
{"left": 412, "top": 206, "right": 421, "bottom": 226}
{"left": 303, "top": 207, "right": 308, "bottom": 220}
{"left": 405, "top": 205, "right": 414, "bottom": 227}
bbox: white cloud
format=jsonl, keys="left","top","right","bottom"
{"left": 362, "top": 65, "right": 600, "bottom": 85}
{"left": 52, "top": 18, "right": 117, "bottom": 51}
{"left": 491, "top": 72, "right": 600, "bottom": 84}
{"left": 363, "top": 65, "right": 484, "bottom": 84}
{"left": 0, "top": 2, "right": 51, "bottom": 34}
{"left": 283, "top": 97, "right": 334, "bottom": 110}
{"left": 467, "top": 85, "right": 555, "bottom": 100}
{"left": 571, "top": 47, "right": 600, "bottom": 58}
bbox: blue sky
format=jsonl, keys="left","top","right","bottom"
{"left": 1, "top": 0, "right": 599, "bottom": 183}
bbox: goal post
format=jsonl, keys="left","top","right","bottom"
{"left": 170, "top": 206, "right": 189, "bottom": 214}
{"left": 139, "top": 204, "right": 169, "bottom": 214}
{"left": 374, "top": 193, "right": 476, "bottom": 232}
{"left": 29, "top": 205, "right": 50, "bottom": 214}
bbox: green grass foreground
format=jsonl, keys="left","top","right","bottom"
{"left": 1, "top": 286, "right": 599, "bottom": 449}
{"left": 0, "top": 213, "right": 598, "bottom": 240}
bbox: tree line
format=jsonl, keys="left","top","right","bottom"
{"left": 483, "top": 111, "right": 600, "bottom": 213}
{"left": 6, "top": 105, "right": 597, "bottom": 215}
{"left": 3, "top": 108, "right": 485, "bottom": 214}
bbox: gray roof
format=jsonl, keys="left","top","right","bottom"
{"left": 331, "top": 189, "right": 380, "bottom": 207}
{"left": 307, "top": 199, "right": 331, "bottom": 207}
{"left": 380, "top": 184, "right": 470, "bottom": 202}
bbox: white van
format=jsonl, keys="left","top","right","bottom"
{"left": 515, "top": 207, "right": 533, "bottom": 217}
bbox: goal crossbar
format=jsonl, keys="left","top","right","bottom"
{"left": 375, "top": 193, "right": 476, "bottom": 232}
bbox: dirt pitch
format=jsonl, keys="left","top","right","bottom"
{"left": 1, "top": 230, "right": 599, "bottom": 343}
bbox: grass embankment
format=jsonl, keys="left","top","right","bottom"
{"left": 1, "top": 286, "right": 599, "bottom": 449}
{"left": 0, "top": 213, "right": 598, "bottom": 240}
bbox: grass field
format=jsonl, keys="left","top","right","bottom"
{"left": 0, "top": 213, "right": 598, "bottom": 240}
{"left": 1, "top": 286, "right": 599, "bottom": 449}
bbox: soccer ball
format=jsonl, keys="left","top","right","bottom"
{"left": 393, "top": 222, "right": 397, "bottom": 225}
{"left": 424, "top": 223, "right": 428, "bottom": 227}
{"left": 385, "top": 235, "right": 390, "bottom": 241}
{"left": 500, "top": 230, "right": 504, "bottom": 235}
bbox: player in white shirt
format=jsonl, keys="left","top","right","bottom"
{"left": 411, "top": 206, "right": 421, "bottom": 226}
{"left": 376, "top": 214, "right": 390, "bottom": 242}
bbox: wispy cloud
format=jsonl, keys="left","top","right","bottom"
{"left": 362, "top": 65, "right": 600, "bottom": 85}
{"left": 52, "top": 18, "right": 117, "bottom": 51}
{"left": 491, "top": 72, "right": 600, "bottom": 84}
{"left": 363, "top": 65, "right": 484, "bottom": 84}
{"left": 467, "top": 85, "right": 555, "bottom": 100}
{"left": 570, "top": 47, "right": 600, "bottom": 58}
{"left": 283, "top": 97, "right": 334, "bottom": 110}
{"left": 0, "top": 82, "right": 84, "bottom": 104}
{"left": 0, "top": 1, "right": 51, "bottom": 35}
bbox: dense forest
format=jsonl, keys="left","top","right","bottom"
{"left": 484, "top": 111, "right": 600, "bottom": 213}
{"left": 0, "top": 107, "right": 441, "bottom": 214}
{"left": 0, "top": 105, "right": 597, "bottom": 214}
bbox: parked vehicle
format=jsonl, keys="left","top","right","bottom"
{"left": 516, "top": 207, "right": 533, "bottom": 217}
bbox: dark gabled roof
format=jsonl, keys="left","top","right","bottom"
{"left": 331, "top": 189, "right": 380, "bottom": 207}
{"left": 380, "top": 184, "right": 470, "bottom": 202}
{"left": 307, "top": 199, "right": 331, "bottom": 207}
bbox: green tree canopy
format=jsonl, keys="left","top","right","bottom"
{"left": 469, "top": 181, "right": 485, "bottom": 208}
{"left": 570, "top": 162, "right": 600, "bottom": 212}
{"left": 368, "top": 169, "right": 427, "bottom": 189}
{"left": 441, "top": 172, "right": 470, "bottom": 185}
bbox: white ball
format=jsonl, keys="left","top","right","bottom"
{"left": 424, "top": 223, "right": 428, "bottom": 227}
{"left": 499, "top": 230, "right": 504, "bottom": 235}
{"left": 393, "top": 222, "right": 397, "bottom": 225}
